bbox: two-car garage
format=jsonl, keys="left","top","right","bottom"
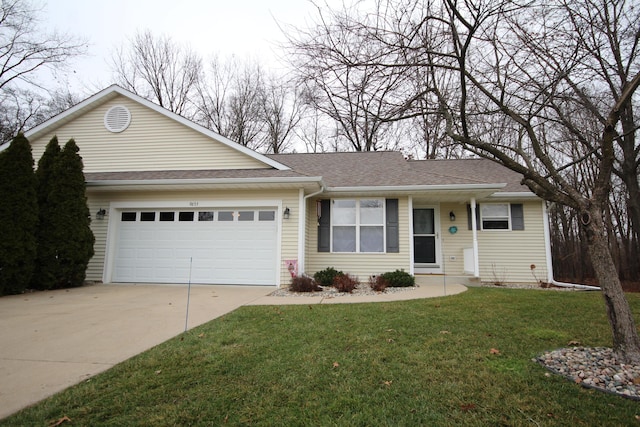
{"left": 111, "top": 207, "right": 279, "bottom": 285}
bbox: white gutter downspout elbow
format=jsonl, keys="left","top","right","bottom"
{"left": 298, "top": 184, "right": 326, "bottom": 276}
{"left": 542, "top": 202, "right": 600, "bottom": 291}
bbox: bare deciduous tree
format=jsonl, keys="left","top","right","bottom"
{"left": 286, "top": 3, "right": 423, "bottom": 152}
{"left": 0, "top": 0, "right": 86, "bottom": 92}
{"left": 194, "top": 56, "right": 264, "bottom": 149}
{"left": 289, "top": 0, "right": 640, "bottom": 362}
{"left": 259, "top": 75, "right": 305, "bottom": 153}
{"left": 111, "top": 30, "right": 202, "bottom": 119}
{"left": 194, "top": 55, "right": 304, "bottom": 153}
{"left": 0, "top": 0, "right": 85, "bottom": 143}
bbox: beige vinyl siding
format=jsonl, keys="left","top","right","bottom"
{"left": 86, "top": 188, "right": 300, "bottom": 285}
{"left": 305, "top": 197, "right": 411, "bottom": 281}
{"left": 437, "top": 202, "right": 474, "bottom": 276}
{"left": 439, "top": 200, "right": 549, "bottom": 284}
{"left": 29, "top": 95, "right": 268, "bottom": 172}
{"left": 86, "top": 195, "right": 110, "bottom": 281}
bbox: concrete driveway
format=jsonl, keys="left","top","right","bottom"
{"left": 0, "top": 283, "right": 273, "bottom": 419}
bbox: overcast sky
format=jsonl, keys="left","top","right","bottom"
{"left": 42, "top": 0, "right": 334, "bottom": 94}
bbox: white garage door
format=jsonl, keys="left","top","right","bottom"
{"left": 113, "top": 208, "right": 278, "bottom": 285}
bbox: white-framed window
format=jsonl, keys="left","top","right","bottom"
{"left": 332, "top": 199, "right": 385, "bottom": 252}
{"left": 481, "top": 203, "right": 510, "bottom": 230}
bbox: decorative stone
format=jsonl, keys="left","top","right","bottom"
{"left": 536, "top": 347, "right": 640, "bottom": 401}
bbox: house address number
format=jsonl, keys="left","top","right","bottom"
{"left": 189, "top": 201, "right": 199, "bottom": 207}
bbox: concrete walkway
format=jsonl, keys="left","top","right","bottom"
{"left": 0, "top": 281, "right": 466, "bottom": 419}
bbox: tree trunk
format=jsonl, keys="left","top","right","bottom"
{"left": 584, "top": 204, "right": 640, "bottom": 364}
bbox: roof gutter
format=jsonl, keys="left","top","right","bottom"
{"left": 86, "top": 176, "right": 325, "bottom": 187}
{"left": 542, "top": 202, "right": 600, "bottom": 291}
{"left": 488, "top": 191, "right": 539, "bottom": 199}
{"left": 325, "top": 183, "right": 507, "bottom": 193}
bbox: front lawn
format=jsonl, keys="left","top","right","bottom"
{"left": 4, "top": 288, "right": 640, "bottom": 426}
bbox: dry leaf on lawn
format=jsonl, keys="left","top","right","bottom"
{"left": 48, "top": 416, "right": 71, "bottom": 427}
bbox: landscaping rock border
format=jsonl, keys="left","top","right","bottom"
{"left": 536, "top": 347, "right": 640, "bottom": 401}
{"left": 268, "top": 283, "right": 417, "bottom": 298}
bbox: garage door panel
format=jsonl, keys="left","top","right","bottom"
{"left": 113, "top": 208, "right": 278, "bottom": 285}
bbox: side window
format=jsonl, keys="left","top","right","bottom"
{"left": 481, "top": 204, "right": 510, "bottom": 230}
{"left": 331, "top": 199, "right": 385, "bottom": 252}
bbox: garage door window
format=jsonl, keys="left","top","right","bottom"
{"left": 121, "top": 212, "right": 137, "bottom": 221}
{"left": 119, "top": 209, "right": 277, "bottom": 223}
{"left": 198, "top": 211, "right": 214, "bottom": 221}
{"left": 259, "top": 211, "right": 275, "bottom": 221}
{"left": 140, "top": 212, "right": 155, "bottom": 221}
{"left": 218, "top": 211, "right": 234, "bottom": 221}
{"left": 238, "top": 211, "right": 254, "bottom": 221}
{"left": 179, "top": 211, "right": 195, "bottom": 221}
{"left": 159, "top": 212, "right": 175, "bottom": 221}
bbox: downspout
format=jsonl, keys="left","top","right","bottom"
{"left": 408, "top": 196, "right": 414, "bottom": 276}
{"left": 298, "top": 183, "right": 325, "bottom": 276}
{"left": 542, "top": 202, "right": 600, "bottom": 291}
{"left": 470, "top": 198, "right": 480, "bottom": 278}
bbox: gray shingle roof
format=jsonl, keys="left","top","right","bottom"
{"left": 84, "top": 151, "right": 529, "bottom": 194}
{"left": 268, "top": 152, "right": 528, "bottom": 192}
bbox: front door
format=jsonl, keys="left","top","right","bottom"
{"left": 413, "top": 207, "right": 439, "bottom": 268}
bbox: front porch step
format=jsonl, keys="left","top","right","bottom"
{"left": 414, "top": 274, "right": 479, "bottom": 287}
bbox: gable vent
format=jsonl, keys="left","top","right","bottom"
{"left": 104, "top": 105, "right": 131, "bottom": 133}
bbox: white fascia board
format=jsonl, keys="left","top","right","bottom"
{"left": 325, "top": 183, "right": 507, "bottom": 193}
{"left": 487, "top": 191, "right": 539, "bottom": 199}
{"left": 25, "top": 85, "right": 291, "bottom": 171}
{"left": 87, "top": 176, "right": 324, "bottom": 187}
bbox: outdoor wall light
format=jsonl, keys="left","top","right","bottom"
{"left": 449, "top": 211, "right": 456, "bottom": 221}
{"left": 283, "top": 207, "right": 291, "bottom": 220}
{"left": 96, "top": 208, "right": 106, "bottom": 220}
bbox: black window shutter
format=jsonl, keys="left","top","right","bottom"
{"left": 317, "top": 199, "right": 331, "bottom": 252}
{"left": 385, "top": 199, "right": 399, "bottom": 253}
{"left": 511, "top": 203, "right": 524, "bottom": 230}
{"left": 467, "top": 203, "right": 480, "bottom": 230}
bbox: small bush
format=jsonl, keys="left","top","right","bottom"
{"left": 380, "top": 269, "right": 415, "bottom": 287}
{"left": 333, "top": 273, "right": 359, "bottom": 293}
{"left": 290, "top": 275, "right": 322, "bottom": 292}
{"left": 368, "top": 275, "right": 388, "bottom": 292}
{"left": 313, "top": 267, "right": 343, "bottom": 287}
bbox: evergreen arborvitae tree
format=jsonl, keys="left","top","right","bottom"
{"left": 0, "top": 134, "right": 38, "bottom": 295}
{"left": 32, "top": 137, "right": 62, "bottom": 290}
{"left": 48, "top": 139, "right": 95, "bottom": 288}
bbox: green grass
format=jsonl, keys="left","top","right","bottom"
{"left": 4, "top": 288, "right": 640, "bottom": 426}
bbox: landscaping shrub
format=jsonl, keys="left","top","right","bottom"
{"left": 0, "top": 134, "right": 38, "bottom": 295}
{"left": 43, "top": 139, "right": 95, "bottom": 289}
{"left": 313, "top": 267, "right": 343, "bottom": 287}
{"left": 368, "top": 275, "right": 388, "bottom": 292}
{"left": 333, "top": 273, "right": 359, "bottom": 293}
{"left": 380, "top": 269, "right": 415, "bottom": 287}
{"left": 290, "top": 275, "right": 322, "bottom": 292}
